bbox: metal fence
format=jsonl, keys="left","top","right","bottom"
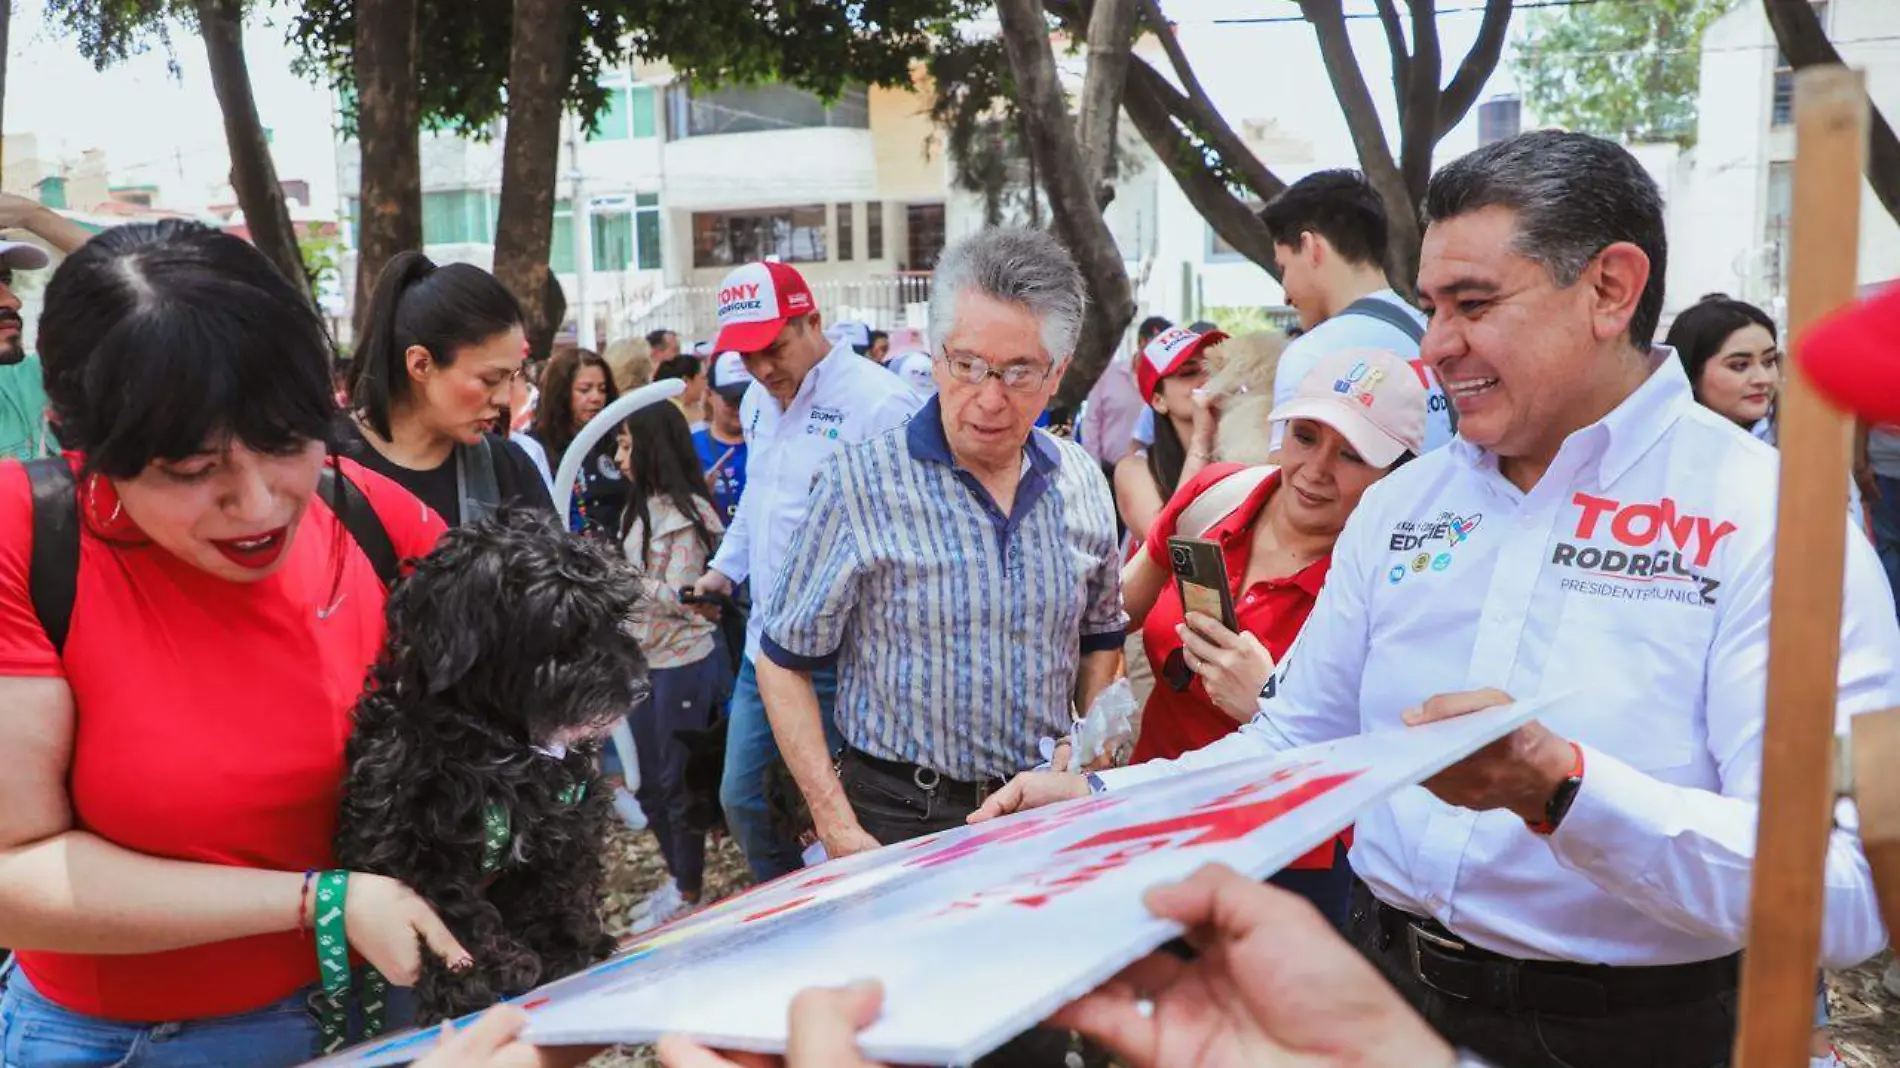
{"left": 618, "top": 273, "right": 935, "bottom": 347}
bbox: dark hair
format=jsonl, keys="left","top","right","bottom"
{"left": 1147, "top": 416, "right": 1188, "bottom": 502}
{"left": 645, "top": 328, "right": 677, "bottom": 349}
{"left": 1664, "top": 294, "right": 1778, "bottom": 401}
{"left": 351, "top": 251, "right": 523, "bottom": 439}
{"left": 532, "top": 348, "right": 619, "bottom": 468}
{"left": 39, "top": 220, "right": 336, "bottom": 480}
{"left": 868, "top": 330, "right": 888, "bottom": 346}
{"left": 1137, "top": 316, "right": 1173, "bottom": 346}
{"left": 1424, "top": 130, "right": 1669, "bottom": 348}
{"left": 652, "top": 354, "right": 702, "bottom": 383}
{"left": 616, "top": 401, "right": 718, "bottom": 562}
{"left": 1259, "top": 170, "right": 1389, "bottom": 270}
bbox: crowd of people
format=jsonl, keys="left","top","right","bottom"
{"left": 0, "top": 127, "right": 1895, "bottom": 1068}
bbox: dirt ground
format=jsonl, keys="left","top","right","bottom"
{"left": 588, "top": 825, "right": 1898, "bottom": 1068}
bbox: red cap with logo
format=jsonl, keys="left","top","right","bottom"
{"left": 1136, "top": 325, "right": 1228, "bottom": 402}
{"left": 712, "top": 261, "right": 817, "bottom": 354}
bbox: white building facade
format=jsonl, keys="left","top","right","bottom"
{"left": 1669, "top": 0, "right": 1900, "bottom": 321}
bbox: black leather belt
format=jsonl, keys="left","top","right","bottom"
{"left": 841, "top": 748, "right": 1009, "bottom": 810}
{"left": 1370, "top": 896, "right": 1740, "bottom": 1017}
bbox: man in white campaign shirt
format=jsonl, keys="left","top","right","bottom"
{"left": 692, "top": 261, "right": 921, "bottom": 882}
{"left": 1262, "top": 170, "right": 1453, "bottom": 455}
{"left": 974, "top": 132, "right": 1899, "bottom": 1068}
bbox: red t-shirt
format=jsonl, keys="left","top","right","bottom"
{"left": 0, "top": 455, "right": 445, "bottom": 1021}
{"left": 1132, "top": 463, "right": 1341, "bottom": 871}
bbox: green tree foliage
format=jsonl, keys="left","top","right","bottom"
{"left": 290, "top": 0, "right": 984, "bottom": 138}
{"left": 1514, "top": 0, "right": 1738, "bottom": 146}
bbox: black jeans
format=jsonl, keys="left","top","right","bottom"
{"left": 1347, "top": 883, "right": 1738, "bottom": 1068}
{"left": 839, "top": 752, "right": 1100, "bottom": 1068}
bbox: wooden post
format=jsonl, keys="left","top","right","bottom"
{"left": 1732, "top": 66, "right": 1867, "bottom": 1068}
{"left": 1853, "top": 708, "right": 1900, "bottom": 945}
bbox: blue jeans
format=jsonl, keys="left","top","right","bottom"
{"left": 1872, "top": 475, "right": 1900, "bottom": 617}
{"left": 0, "top": 961, "right": 413, "bottom": 1068}
{"left": 720, "top": 657, "right": 842, "bottom": 883}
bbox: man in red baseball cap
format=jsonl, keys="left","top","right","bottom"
{"left": 694, "top": 260, "right": 922, "bottom": 884}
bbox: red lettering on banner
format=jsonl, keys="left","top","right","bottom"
{"left": 906, "top": 797, "right": 1121, "bottom": 870}
{"left": 1056, "top": 771, "right": 1362, "bottom": 854}
{"left": 743, "top": 896, "right": 815, "bottom": 924}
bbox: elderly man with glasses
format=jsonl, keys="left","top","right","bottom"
{"left": 756, "top": 228, "right": 1124, "bottom": 871}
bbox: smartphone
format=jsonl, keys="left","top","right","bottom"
{"left": 1167, "top": 536, "right": 1238, "bottom": 633}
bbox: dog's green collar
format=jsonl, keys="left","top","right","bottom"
{"left": 480, "top": 783, "right": 585, "bottom": 875}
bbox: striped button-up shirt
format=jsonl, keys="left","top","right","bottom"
{"left": 761, "top": 396, "right": 1125, "bottom": 781}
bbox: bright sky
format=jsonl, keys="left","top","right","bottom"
{"left": 1, "top": 0, "right": 1521, "bottom": 217}
{"left": 7, "top": 2, "right": 342, "bottom": 213}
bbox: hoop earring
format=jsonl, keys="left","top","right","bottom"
{"left": 86, "top": 474, "right": 123, "bottom": 528}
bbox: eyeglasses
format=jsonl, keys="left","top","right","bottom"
{"left": 937, "top": 351, "right": 1057, "bottom": 394}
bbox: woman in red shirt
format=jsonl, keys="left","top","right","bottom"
{"left": 1122, "top": 347, "right": 1427, "bottom": 928}
{"left": 0, "top": 222, "right": 464, "bottom": 1066}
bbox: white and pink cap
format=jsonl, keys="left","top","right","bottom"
{"left": 712, "top": 261, "right": 817, "bottom": 354}
{"left": 1136, "top": 325, "right": 1228, "bottom": 401}
{"left": 1270, "top": 348, "right": 1427, "bottom": 468}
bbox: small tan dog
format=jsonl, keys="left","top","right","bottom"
{"left": 1201, "top": 331, "right": 1289, "bottom": 465}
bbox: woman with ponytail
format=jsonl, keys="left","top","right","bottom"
{"left": 336, "top": 252, "right": 555, "bottom": 526}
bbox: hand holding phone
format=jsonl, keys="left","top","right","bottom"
{"left": 1167, "top": 537, "right": 1238, "bottom": 633}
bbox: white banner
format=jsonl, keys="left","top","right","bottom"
{"left": 307, "top": 700, "right": 1540, "bottom": 1067}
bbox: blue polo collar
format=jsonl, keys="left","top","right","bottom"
{"left": 906, "top": 395, "right": 1062, "bottom": 475}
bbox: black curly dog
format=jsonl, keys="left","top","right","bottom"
{"left": 335, "top": 510, "right": 649, "bottom": 1023}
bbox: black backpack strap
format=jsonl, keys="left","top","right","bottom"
{"left": 24, "top": 459, "right": 79, "bottom": 656}
{"left": 1339, "top": 296, "right": 1426, "bottom": 343}
{"left": 455, "top": 436, "right": 501, "bottom": 526}
{"left": 319, "top": 463, "right": 401, "bottom": 591}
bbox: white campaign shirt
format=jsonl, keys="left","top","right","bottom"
{"left": 709, "top": 341, "right": 923, "bottom": 660}
{"left": 1270, "top": 289, "right": 1450, "bottom": 454}
{"left": 1103, "top": 354, "right": 1899, "bottom": 968}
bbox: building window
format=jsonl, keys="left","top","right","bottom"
{"left": 1765, "top": 160, "right": 1794, "bottom": 290}
{"left": 905, "top": 203, "right": 945, "bottom": 271}
{"left": 422, "top": 189, "right": 497, "bottom": 245}
{"left": 1478, "top": 97, "right": 1521, "bottom": 146}
{"left": 692, "top": 206, "right": 828, "bottom": 268}
{"left": 636, "top": 192, "right": 662, "bottom": 271}
{"left": 836, "top": 203, "right": 854, "bottom": 262}
{"left": 593, "top": 211, "right": 634, "bottom": 272}
{"left": 551, "top": 193, "right": 662, "bottom": 273}
{"left": 665, "top": 83, "right": 869, "bottom": 140}
{"left": 866, "top": 201, "right": 884, "bottom": 260}
{"left": 551, "top": 199, "right": 575, "bottom": 273}
{"left": 342, "top": 195, "right": 358, "bottom": 246}
{"left": 591, "top": 83, "right": 658, "bottom": 141}
{"left": 1772, "top": 2, "right": 1829, "bottom": 127}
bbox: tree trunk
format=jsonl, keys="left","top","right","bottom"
{"left": 996, "top": 0, "right": 1136, "bottom": 408}
{"left": 492, "top": 0, "right": 573, "bottom": 360}
{"left": 196, "top": 0, "right": 310, "bottom": 302}
{"left": 1764, "top": 0, "right": 1900, "bottom": 229}
{"left": 1299, "top": 0, "right": 1421, "bottom": 292}
{"left": 353, "top": 0, "right": 422, "bottom": 340}
{"left": 1076, "top": 0, "right": 1141, "bottom": 208}
{"left": 1121, "top": 62, "right": 1280, "bottom": 275}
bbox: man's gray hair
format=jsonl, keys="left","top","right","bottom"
{"left": 927, "top": 227, "right": 1087, "bottom": 362}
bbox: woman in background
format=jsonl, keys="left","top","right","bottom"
{"left": 528, "top": 348, "right": 626, "bottom": 541}
{"left": 1113, "top": 326, "right": 1225, "bottom": 544}
{"left": 339, "top": 252, "right": 554, "bottom": 525}
{"left": 1667, "top": 292, "right": 1863, "bottom": 535}
{"left": 614, "top": 401, "right": 730, "bottom": 934}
